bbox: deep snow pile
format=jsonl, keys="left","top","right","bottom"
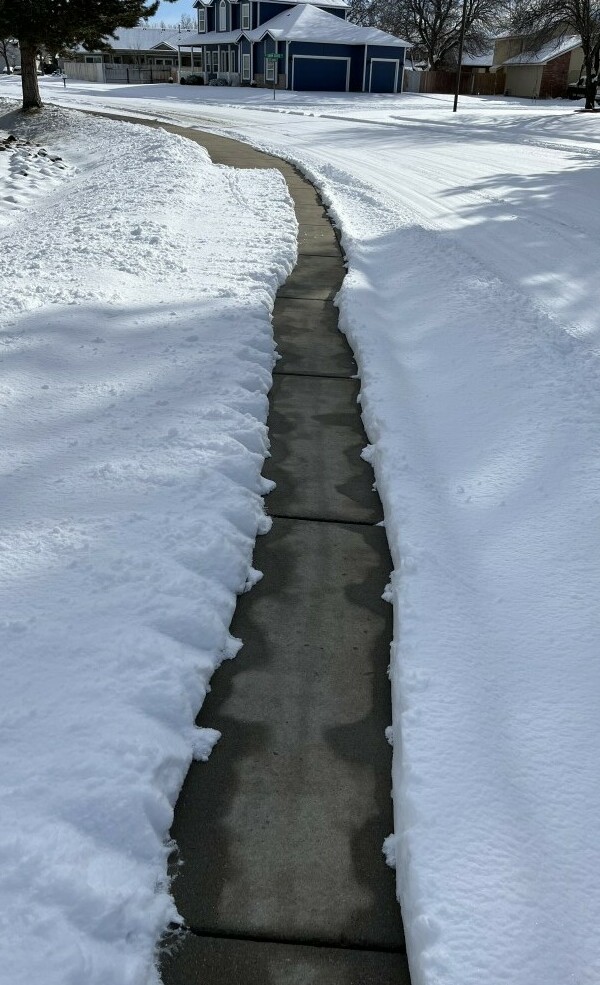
{"left": 0, "top": 101, "right": 295, "bottom": 985}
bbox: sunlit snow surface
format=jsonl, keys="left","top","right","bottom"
{"left": 0, "top": 100, "right": 296, "bottom": 985}
{"left": 3, "top": 77, "right": 600, "bottom": 985}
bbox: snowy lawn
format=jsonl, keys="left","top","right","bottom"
{"left": 3, "top": 77, "right": 600, "bottom": 985}
{"left": 0, "top": 99, "right": 296, "bottom": 985}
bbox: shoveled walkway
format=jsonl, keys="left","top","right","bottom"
{"left": 104, "top": 119, "right": 410, "bottom": 985}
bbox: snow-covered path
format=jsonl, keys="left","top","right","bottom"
{"left": 3, "top": 78, "right": 600, "bottom": 985}
{"left": 24, "top": 78, "right": 600, "bottom": 337}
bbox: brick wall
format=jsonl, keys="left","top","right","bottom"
{"left": 540, "top": 51, "right": 570, "bottom": 98}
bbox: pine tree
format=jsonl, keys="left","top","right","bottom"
{"left": 0, "top": 0, "right": 174, "bottom": 110}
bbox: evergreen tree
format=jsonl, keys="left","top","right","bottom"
{"left": 0, "top": 0, "right": 174, "bottom": 110}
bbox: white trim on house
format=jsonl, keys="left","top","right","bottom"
{"left": 198, "top": 7, "right": 207, "bottom": 32}
{"left": 369, "top": 56, "right": 399, "bottom": 92}
{"left": 242, "top": 51, "right": 251, "bottom": 79}
{"left": 241, "top": 3, "right": 251, "bottom": 29}
{"left": 219, "top": 0, "right": 227, "bottom": 31}
{"left": 265, "top": 56, "right": 275, "bottom": 80}
{"left": 213, "top": 49, "right": 219, "bottom": 71}
{"left": 291, "top": 53, "right": 350, "bottom": 91}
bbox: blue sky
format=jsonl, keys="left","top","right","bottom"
{"left": 146, "top": 0, "right": 195, "bottom": 24}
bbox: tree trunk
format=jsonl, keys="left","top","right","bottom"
{"left": 20, "top": 42, "right": 42, "bottom": 111}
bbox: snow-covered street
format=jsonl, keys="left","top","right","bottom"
{"left": 2, "top": 76, "right": 600, "bottom": 985}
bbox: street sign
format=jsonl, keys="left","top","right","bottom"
{"left": 265, "top": 53, "right": 283, "bottom": 59}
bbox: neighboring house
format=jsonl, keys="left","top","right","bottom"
{"left": 466, "top": 32, "right": 584, "bottom": 98}
{"left": 500, "top": 34, "right": 583, "bottom": 98}
{"left": 63, "top": 28, "right": 198, "bottom": 82}
{"left": 177, "top": 0, "right": 410, "bottom": 92}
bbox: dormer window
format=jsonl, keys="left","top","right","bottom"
{"left": 241, "top": 2, "right": 250, "bottom": 29}
{"left": 197, "top": 5, "right": 206, "bottom": 31}
{"left": 219, "top": 0, "right": 227, "bottom": 31}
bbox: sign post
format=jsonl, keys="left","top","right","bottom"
{"left": 265, "top": 52, "right": 283, "bottom": 99}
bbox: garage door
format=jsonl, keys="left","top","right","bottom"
{"left": 370, "top": 59, "right": 398, "bottom": 93}
{"left": 292, "top": 56, "right": 349, "bottom": 92}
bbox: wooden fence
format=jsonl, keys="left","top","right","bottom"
{"left": 62, "top": 61, "right": 175, "bottom": 84}
{"left": 403, "top": 68, "right": 506, "bottom": 97}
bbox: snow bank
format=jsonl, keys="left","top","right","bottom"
{"left": 340, "top": 221, "right": 600, "bottom": 985}
{"left": 0, "top": 101, "right": 296, "bottom": 985}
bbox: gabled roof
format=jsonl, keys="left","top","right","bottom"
{"left": 74, "top": 27, "right": 198, "bottom": 52}
{"left": 194, "top": 0, "right": 350, "bottom": 7}
{"left": 503, "top": 35, "right": 581, "bottom": 66}
{"left": 247, "top": 4, "right": 410, "bottom": 46}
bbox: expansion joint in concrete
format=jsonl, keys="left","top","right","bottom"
{"left": 267, "top": 512, "right": 381, "bottom": 528}
{"left": 273, "top": 370, "right": 355, "bottom": 380}
{"left": 184, "top": 927, "right": 407, "bottom": 956}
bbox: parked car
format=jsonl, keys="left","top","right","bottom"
{"left": 180, "top": 73, "right": 204, "bottom": 85}
{"left": 566, "top": 76, "right": 600, "bottom": 101}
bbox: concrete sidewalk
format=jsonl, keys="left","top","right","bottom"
{"left": 123, "top": 123, "right": 412, "bottom": 985}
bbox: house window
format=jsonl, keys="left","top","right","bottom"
{"left": 265, "top": 57, "right": 275, "bottom": 81}
{"left": 242, "top": 52, "right": 251, "bottom": 79}
{"left": 241, "top": 3, "right": 250, "bottom": 29}
{"left": 219, "top": 1, "right": 227, "bottom": 31}
{"left": 213, "top": 50, "right": 219, "bottom": 72}
{"left": 229, "top": 48, "right": 236, "bottom": 72}
{"left": 221, "top": 49, "right": 229, "bottom": 72}
{"left": 198, "top": 6, "right": 206, "bottom": 32}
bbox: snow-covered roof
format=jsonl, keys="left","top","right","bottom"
{"left": 503, "top": 35, "right": 581, "bottom": 66}
{"left": 182, "top": 29, "right": 242, "bottom": 44}
{"left": 462, "top": 45, "right": 495, "bottom": 67}
{"left": 247, "top": 4, "right": 409, "bottom": 46}
{"left": 75, "top": 27, "right": 198, "bottom": 52}
{"left": 194, "top": 0, "right": 350, "bottom": 7}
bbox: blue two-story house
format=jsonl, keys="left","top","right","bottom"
{"left": 177, "top": 0, "right": 410, "bottom": 93}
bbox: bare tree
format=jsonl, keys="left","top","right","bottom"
{"left": 513, "top": 0, "right": 600, "bottom": 107}
{"left": 350, "top": 0, "right": 508, "bottom": 66}
{"left": 347, "top": 0, "right": 380, "bottom": 26}
{"left": 179, "top": 13, "right": 195, "bottom": 30}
